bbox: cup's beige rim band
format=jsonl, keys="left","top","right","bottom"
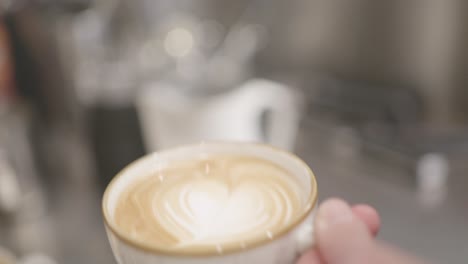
{"left": 102, "top": 141, "right": 318, "bottom": 257}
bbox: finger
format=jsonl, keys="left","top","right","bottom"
{"left": 297, "top": 205, "right": 378, "bottom": 264}
{"left": 352, "top": 204, "right": 380, "bottom": 236}
{"left": 296, "top": 249, "right": 323, "bottom": 264}
{"left": 316, "top": 199, "right": 424, "bottom": 264}
{"left": 315, "top": 198, "right": 373, "bottom": 264}
{"left": 297, "top": 204, "right": 380, "bottom": 264}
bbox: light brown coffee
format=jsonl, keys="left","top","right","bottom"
{"left": 113, "top": 155, "right": 305, "bottom": 252}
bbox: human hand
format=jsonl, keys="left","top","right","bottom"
{"left": 297, "top": 198, "right": 426, "bottom": 264}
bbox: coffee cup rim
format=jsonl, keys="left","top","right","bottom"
{"left": 102, "top": 141, "right": 318, "bottom": 257}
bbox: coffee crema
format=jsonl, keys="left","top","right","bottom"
{"left": 113, "top": 155, "right": 305, "bottom": 252}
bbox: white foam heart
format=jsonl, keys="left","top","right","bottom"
{"left": 114, "top": 156, "right": 304, "bottom": 249}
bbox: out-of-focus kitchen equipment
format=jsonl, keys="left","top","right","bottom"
{"left": 89, "top": 104, "right": 146, "bottom": 190}
{"left": 0, "top": 12, "right": 59, "bottom": 262}
{"left": 259, "top": 0, "right": 467, "bottom": 124}
{"left": 0, "top": 103, "right": 58, "bottom": 261}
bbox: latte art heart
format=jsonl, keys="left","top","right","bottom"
{"left": 114, "top": 156, "right": 305, "bottom": 251}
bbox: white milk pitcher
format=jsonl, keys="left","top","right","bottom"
{"left": 136, "top": 79, "right": 302, "bottom": 152}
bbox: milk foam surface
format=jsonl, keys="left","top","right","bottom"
{"left": 114, "top": 155, "right": 304, "bottom": 251}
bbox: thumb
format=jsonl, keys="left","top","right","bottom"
{"left": 315, "top": 198, "right": 373, "bottom": 264}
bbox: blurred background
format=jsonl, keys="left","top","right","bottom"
{"left": 0, "top": 0, "right": 467, "bottom": 263}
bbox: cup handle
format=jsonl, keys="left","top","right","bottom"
{"left": 237, "top": 79, "right": 302, "bottom": 151}
{"left": 294, "top": 208, "right": 317, "bottom": 255}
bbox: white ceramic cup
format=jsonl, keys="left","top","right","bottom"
{"left": 102, "top": 142, "right": 318, "bottom": 264}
